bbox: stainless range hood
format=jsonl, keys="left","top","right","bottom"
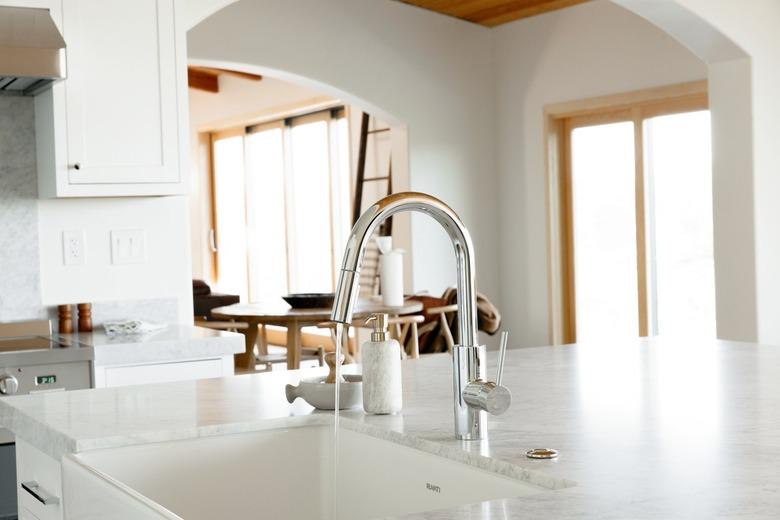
{"left": 0, "top": 6, "right": 65, "bottom": 96}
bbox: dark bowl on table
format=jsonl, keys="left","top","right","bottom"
{"left": 282, "top": 293, "right": 336, "bottom": 309}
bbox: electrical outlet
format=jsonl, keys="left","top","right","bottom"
{"left": 111, "top": 229, "right": 146, "bottom": 265}
{"left": 62, "top": 230, "right": 86, "bottom": 266}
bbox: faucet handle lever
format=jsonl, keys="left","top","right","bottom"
{"left": 463, "top": 380, "right": 511, "bottom": 416}
{"left": 497, "top": 331, "right": 508, "bottom": 386}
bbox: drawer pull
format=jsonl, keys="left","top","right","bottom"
{"left": 21, "top": 481, "right": 60, "bottom": 506}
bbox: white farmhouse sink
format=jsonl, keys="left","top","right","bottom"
{"left": 63, "top": 424, "right": 546, "bottom": 519}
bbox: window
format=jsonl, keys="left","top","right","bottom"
{"left": 645, "top": 111, "right": 714, "bottom": 338}
{"left": 547, "top": 82, "right": 714, "bottom": 343}
{"left": 569, "top": 121, "right": 639, "bottom": 342}
{"left": 211, "top": 131, "right": 248, "bottom": 300}
{"left": 210, "top": 108, "right": 350, "bottom": 301}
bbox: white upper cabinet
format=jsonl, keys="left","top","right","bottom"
{"left": 35, "top": 0, "right": 189, "bottom": 197}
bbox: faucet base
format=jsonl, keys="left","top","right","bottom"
{"left": 453, "top": 345, "right": 488, "bottom": 441}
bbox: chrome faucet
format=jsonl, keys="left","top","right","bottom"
{"left": 331, "top": 192, "right": 511, "bottom": 440}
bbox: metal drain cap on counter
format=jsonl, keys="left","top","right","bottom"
{"left": 526, "top": 448, "right": 558, "bottom": 459}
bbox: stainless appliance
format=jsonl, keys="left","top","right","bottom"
{"left": 0, "top": 326, "right": 92, "bottom": 519}
{"left": 0, "top": 6, "right": 66, "bottom": 96}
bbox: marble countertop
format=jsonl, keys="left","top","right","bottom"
{"left": 53, "top": 324, "right": 244, "bottom": 366}
{"left": 2, "top": 337, "right": 779, "bottom": 518}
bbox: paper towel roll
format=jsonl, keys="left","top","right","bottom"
{"left": 380, "top": 250, "right": 404, "bottom": 306}
{"left": 375, "top": 236, "right": 393, "bottom": 255}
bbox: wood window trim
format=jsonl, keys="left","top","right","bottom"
{"left": 544, "top": 80, "right": 709, "bottom": 345}
{"left": 207, "top": 132, "right": 218, "bottom": 282}
{"left": 209, "top": 127, "right": 248, "bottom": 291}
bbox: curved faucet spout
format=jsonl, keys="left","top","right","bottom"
{"left": 330, "top": 192, "right": 478, "bottom": 348}
{"left": 331, "top": 192, "right": 510, "bottom": 441}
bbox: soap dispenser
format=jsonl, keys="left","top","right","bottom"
{"left": 362, "top": 313, "right": 402, "bottom": 414}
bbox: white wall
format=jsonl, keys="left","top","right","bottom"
{"left": 669, "top": 0, "right": 780, "bottom": 345}
{"left": 38, "top": 197, "right": 193, "bottom": 323}
{"left": 186, "top": 0, "right": 500, "bottom": 327}
{"left": 614, "top": 0, "right": 780, "bottom": 345}
{"left": 0, "top": 96, "right": 45, "bottom": 322}
{"left": 494, "top": 0, "right": 707, "bottom": 346}
{"left": 706, "top": 58, "right": 756, "bottom": 342}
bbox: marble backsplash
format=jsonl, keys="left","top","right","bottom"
{"left": 0, "top": 95, "right": 179, "bottom": 326}
{"left": 0, "top": 95, "right": 45, "bottom": 322}
{"left": 46, "top": 298, "right": 180, "bottom": 327}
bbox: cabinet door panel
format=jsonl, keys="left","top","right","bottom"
{"left": 63, "top": 0, "right": 180, "bottom": 184}
{"left": 19, "top": 508, "right": 43, "bottom": 520}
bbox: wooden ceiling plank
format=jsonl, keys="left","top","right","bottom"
{"left": 423, "top": 0, "right": 494, "bottom": 18}
{"left": 476, "top": 0, "right": 591, "bottom": 26}
{"left": 445, "top": 0, "right": 551, "bottom": 23}
{"left": 398, "top": 0, "right": 486, "bottom": 18}
{"left": 397, "top": 0, "right": 591, "bottom": 26}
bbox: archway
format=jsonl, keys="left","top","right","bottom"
{"left": 610, "top": 2, "right": 757, "bottom": 343}
{"left": 186, "top": 0, "right": 502, "bottom": 314}
{"left": 185, "top": 0, "right": 778, "bottom": 345}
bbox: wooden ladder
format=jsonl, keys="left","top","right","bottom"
{"left": 352, "top": 112, "right": 393, "bottom": 295}
{"left": 352, "top": 112, "right": 393, "bottom": 234}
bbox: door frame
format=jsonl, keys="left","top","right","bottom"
{"left": 544, "top": 81, "right": 709, "bottom": 345}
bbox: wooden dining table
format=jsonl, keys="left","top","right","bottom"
{"left": 211, "top": 298, "right": 423, "bottom": 371}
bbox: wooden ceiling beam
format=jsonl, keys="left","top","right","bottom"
{"left": 188, "top": 66, "right": 219, "bottom": 93}
{"left": 187, "top": 66, "right": 264, "bottom": 93}
{"left": 197, "top": 67, "right": 263, "bottom": 82}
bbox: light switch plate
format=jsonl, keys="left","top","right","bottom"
{"left": 111, "top": 229, "right": 146, "bottom": 265}
{"left": 62, "top": 230, "right": 86, "bottom": 266}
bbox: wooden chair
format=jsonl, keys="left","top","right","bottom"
{"left": 253, "top": 324, "right": 326, "bottom": 372}
{"left": 429, "top": 304, "right": 458, "bottom": 352}
{"left": 388, "top": 314, "right": 424, "bottom": 359}
{"left": 417, "top": 304, "right": 458, "bottom": 353}
{"left": 328, "top": 304, "right": 457, "bottom": 359}
{"left": 338, "top": 302, "right": 461, "bottom": 357}
{"left": 315, "top": 322, "right": 355, "bottom": 364}
{"left": 195, "top": 318, "right": 254, "bottom": 371}
{"left": 194, "top": 319, "right": 249, "bottom": 333}
{"left": 318, "top": 314, "right": 425, "bottom": 361}
{"left": 196, "top": 318, "right": 324, "bottom": 372}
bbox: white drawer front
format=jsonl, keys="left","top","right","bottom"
{"left": 103, "top": 358, "right": 225, "bottom": 388}
{"left": 16, "top": 440, "right": 62, "bottom": 520}
{"left": 19, "top": 506, "right": 42, "bottom": 520}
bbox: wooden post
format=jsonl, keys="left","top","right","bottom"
{"left": 58, "top": 305, "right": 73, "bottom": 334}
{"left": 77, "top": 303, "right": 93, "bottom": 332}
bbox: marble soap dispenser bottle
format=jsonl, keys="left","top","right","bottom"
{"left": 362, "top": 313, "right": 403, "bottom": 415}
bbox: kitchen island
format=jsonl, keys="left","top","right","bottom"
{"left": 1, "top": 337, "right": 778, "bottom": 518}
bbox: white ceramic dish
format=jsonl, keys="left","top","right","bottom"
{"left": 285, "top": 375, "right": 363, "bottom": 410}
